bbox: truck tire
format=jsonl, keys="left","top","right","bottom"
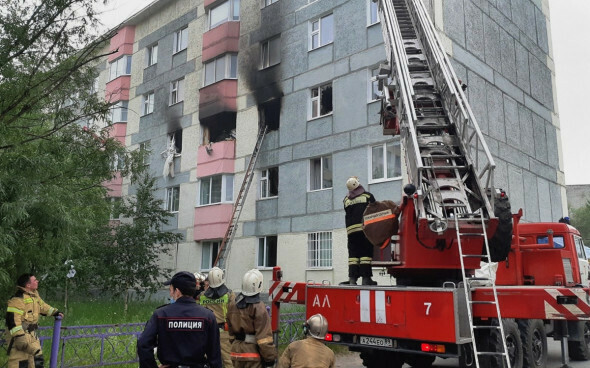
{"left": 518, "top": 319, "right": 547, "bottom": 367}
{"left": 405, "top": 353, "right": 435, "bottom": 367}
{"left": 459, "top": 343, "right": 475, "bottom": 367}
{"left": 359, "top": 350, "right": 403, "bottom": 368}
{"left": 568, "top": 321, "right": 590, "bottom": 360}
{"left": 479, "top": 318, "right": 523, "bottom": 368}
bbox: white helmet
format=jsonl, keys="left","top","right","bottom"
{"left": 346, "top": 176, "right": 360, "bottom": 191}
{"left": 194, "top": 272, "right": 207, "bottom": 283}
{"left": 242, "top": 269, "right": 263, "bottom": 296}
{"left": 208, "top": 267, "right": 225, "bottom": 288}
{"left": 305, "top": 314, "right": 328, "bottom": 339}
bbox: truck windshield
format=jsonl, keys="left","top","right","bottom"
{"left": 537, "top": 235, "right": 565, "bottom": 249}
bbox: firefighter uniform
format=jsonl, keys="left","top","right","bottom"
{"left": 137, "top": 296, "right": 222, "bottom": 368}
{"left": 344, "top": 191, "right": 376, "bottom": 279}
{"left": 200, "top": 285, "right": 236, "bottom": 368}
{"left": 277, "top": 336, "right": 335, "bottom": 368}
{"left": 5, "top": 287, "right": 60, "bottom": 368}
{"left": 226, "top": 294, "right": 277, "bottom": 368}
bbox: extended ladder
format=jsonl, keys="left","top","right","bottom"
{"left": 213, "top": 125, "right": 268, "bottom": 269}
{"left": 455, "top": 213, "right": 511, "bottom": 368}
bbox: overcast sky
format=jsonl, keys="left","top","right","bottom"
{"left": 96, "top": 0, "right": 590, "bottom": 185}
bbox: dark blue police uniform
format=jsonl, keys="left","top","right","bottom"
{"left": 137, "top": 296, "right": 222, "bottom": 368}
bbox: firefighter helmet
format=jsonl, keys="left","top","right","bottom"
{"left": 194, "top": 272, "right": 206, "bottom": 283}
{"left": 241, "top": 269, "right": 263, "bottom": 296}
{"left": 346, "top": 176, "right": 360, "bottom": 191}
{"left": 208, "top": 267, "right": 225, "bottom": 288}
{"left": 305, "top": 314, "right": 329, "bottom": 339}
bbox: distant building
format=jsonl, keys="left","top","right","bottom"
{"left": 567, "top": 185, "right": 590, "bottom": 211}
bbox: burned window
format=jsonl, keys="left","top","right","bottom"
{"left": 258, "top": 98, "right": 281, "bottom": 131}
{"left": 201, "top": 112, "right": 236, "bottom": 144}
{"left": 310, "top": 83, "right": 332, "bottom": 119}
{"left": 168, "top": 129, "right": 182, "bottom": 153}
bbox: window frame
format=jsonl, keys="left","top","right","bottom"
{"left": 309, "top": 156, "right": 332, "bottom": 191}
{"left": 309, "top": 83, "right": 333, "bottom": 120}
{"left": 139, "top": 142, "right": 151, "bottom": 167}
{"left": 367, "top": 0, "right": 380, "bottom": 26}
{"left": 109, "top": 55, "right": 132, "bottom": 81}
{"left": 203, "top": 53, "right": 238, "bottom": 87}
{"left": 198, "top": 174, "right": 234, "bottom": 206}
{"left": 110, "top": 100, "right": 129, "bottom": 123}
{"left": 307, "top": 231, "right": 333, "bottom": 269}
{"left": 165, "top": 186, "right": 180, "bottom": 213}
{"left": 369, "top": 140, "right": 402, "bottom": 183}
{"left": 173, "top": 27, "right": 188, "bottom": 54}
{"left": 260, "top": 167, "right": 279, "bottom": 199}
{"left": 146, "top": 44, "right": 158, "bottom": 67}
{"left": 201, "top": 240, "right": 220, "bottom": 271}
{"left": 260, "top": 35, "right": 281, "bottom": 69}
{"left": 141, "top": 92, "right": 155, "bottom": 116}
{"left": 261, "top": 0, "right": 279, "bottom": 8}
{"left": 257, "top": 235, "right": 278, "bottom": 269}
{"left": 368, "top": 67, "right": 380, "bottom": 102}
{"left": 309, "top": 13, "right": 334, "bottom": 51}
{"left": 169, "top": 78, "right": 185, "bottom": 105}
{"left": 209, "top": 0, "right": 240, "bottom": 30}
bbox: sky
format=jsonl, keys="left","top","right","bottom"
{"left": 96, "top": 0, "right": 590, "bottom": 185}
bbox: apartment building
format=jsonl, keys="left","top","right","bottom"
{"left": 93, "top": 0, "right": 564, "bottom": 289}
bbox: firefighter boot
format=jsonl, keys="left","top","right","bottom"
{"left": 348, "top": 277, "right": 358, "bottom": 285}
{"left": 362, "top": 277, "right": 377, "bottom": 286}
{"left": 34, "top": 354, "right": 44, "bottom": 368}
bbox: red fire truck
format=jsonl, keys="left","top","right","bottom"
{"left": 269, "top": 1, "right": 590, "bottom": 367}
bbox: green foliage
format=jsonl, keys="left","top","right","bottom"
{"left": 571, "top": 200, "right": 590, "bottom": 245}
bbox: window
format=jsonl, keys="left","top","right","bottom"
{"left": 168, "top": 129, "right": 183, "bottom": 153}
{"left": 174, "top": 27, "right": 188, "bottom": 53}
{"left": 369, "top": 67, "right": 380, "bottom": 102}
{"left": 257, "top": 236, "right": 277, "bottom": 268}
{"left": 142, "top": 92, "right": 154, "bottom": 116}
{"left": 261, "top": 36, "right": 281, "bottom": 69}
{"left": 307, "top": 232, "right": 332, "bottom": 268}
{"left": 309, "top": 14, "right": 334, "bottom": 50}
{"left": 537, "top": 235, "right": 565, "bottom": 249}
{"left": 91, "top": 77, "right": 99, "bottom": 94}
{"left": 109, "top": 55, "right": 132, "bottom": 81}
{"left": 310, "top": 83, "right": 333, "bottom": 119}
{"left": 260, "top": 167, "right": 279, "bottom": 198}
{"left": 368, "top": 0, "right": 379, "bottom": 26}
{"left": 165, "top": 186, "right": 180, "bottom": 212}
{"left": 109, "top": 197, "right": 122, "bottom": 220}
{"left": 110, "top": 100, "right": 128, "bottom": 123}
{"left": 209, "top": 0, "right": 240, "bottom": 29}
{"left": 199, "top": 174, "right": 234, "bottom": 205}
{"left": 309, "top": 156, "right": 332, "bottom": 191}
{"left": 204, "top": 54, "right": 238, "bottom": 86}
{"left": 169, "top": 78, "right": 185, "bottom": 105}
{"left": 201, "top": 241, "right": 220, "bottom": 270}
{"left": 371, "top": 141, "right": 402, "bottom": 181}
{"left": 262, "top": 0, "right": 279, "bottom": 7}
{"left": 574, "top": 236, "right": 587, "bottom": 259}
{"left": 147, "top": 44, "right": 158, "bottom": 66}
{"left": 110, "top": 153, "right": 125, "bottom": 171}
{"left": 139, "top": 142, "right": 150, "bottom": 166}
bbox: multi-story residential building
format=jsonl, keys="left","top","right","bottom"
{"left": 93, "top": 0, "right": 565, "bottom": 289}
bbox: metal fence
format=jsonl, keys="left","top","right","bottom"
{"left": 1, "top": 312, "right": 305, "bottom": 368}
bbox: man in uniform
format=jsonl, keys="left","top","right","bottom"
{"left": 200, "top": 267, "right": 235, "bottom": 367}
{"left": 137, "top": 271, "right": 222, "bottom": 368}
{"left": 227, "top": 269, "right": 277, "bottom": 368}
{"left": 277, "top": 314, "right": 335, "bottom": 368}
{"left": 343, "top": 176, "right": 377, "bottom": 285}
{"left": 5, "top": 273, "right": 63, "bottom": 368}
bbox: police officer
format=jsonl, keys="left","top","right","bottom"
{"left": 5, "top": 273, "right": 63, "bottom": 368}
{"left": 200, "top": 267, "right": 235, "bottom": 367}
{"left": 343, "top": 176, "right": 377, "bottom": 285}
{"left": 137, "top": 271, "right": 222, "bottom": 368}
{"left": 277, "top": 314, "right": 335, "bottom": 368}
{"left": 227, "top": 269, "right": 277, "bottom": 368}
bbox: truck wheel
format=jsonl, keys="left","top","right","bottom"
{"left": 480, "top": 318, "right": 523, "bottom": 368}
{"left": 458, "top": 343, "right": 475, "bottom": 367}
{"left": 359, "top": 350, "right": 403, "bottom": 368}
{"left": 518, "top": 319, "right": 547, "bottom": 367}
{"left": 405, "top": 353, "right": 435, "bottom": 367}
{"left": 568, "top": 321, "right": 590, "bottom": 360}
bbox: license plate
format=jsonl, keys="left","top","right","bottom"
{"left": 359, "top": 336, "right": 393, "bottom": 347}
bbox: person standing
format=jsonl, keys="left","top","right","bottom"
{"left": 277, "top": 314, "right": 335, "bottom": 368}
{"left": 227, "top": 269, "right": 277, "bottom": 368}
{"left": 5, "top": 273, "right": 63, "bottom": 368}
{"left": 343, "top": 176, "right": 377, "bottom": 285}
{"left": 137, "top": 271, "right": 222, "bottom": 368}
{"left": 199, "top": 267, "right": 235, "bottom": 368}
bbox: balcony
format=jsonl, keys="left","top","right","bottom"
{"left": 194, "top": 203, "right": 233, "bottom": 241}
{"left": 199, "top": 80, "right": 237, "bottom": 120}
{"left": 202, "top": 22, "right": 240, "bottom": 62}
{"left": 197, "top": 140, "right": 235, "bottom": 178}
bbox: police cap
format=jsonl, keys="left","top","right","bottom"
{"left": 164, "top": 271, "right": 196, "bottom": 290}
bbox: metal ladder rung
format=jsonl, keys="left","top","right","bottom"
{"left": 473, "top": 325, "right": 502, "bottom": 330}
{"left": 477, "top": 352, "right": 508, "bottom": 356}
{"left": 461, "top": 254, "right": 487, "bottom": 258}
{"left": 457, "top": 233, "right": 485, "bottom": 237}
{"left": 469, "top": 300, "right": 497, "bottom": 305}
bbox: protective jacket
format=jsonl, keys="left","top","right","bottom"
{"left": 200, "top": 285, "right": 236, "bottom": 368}
{"left": 344, "top": 191, "right": 375, "bottom": 234}
{"left": 227, "top": 293, "right": 277, "bottom": 368}
{"left": 5, "top": 287, "right": 60, "bottom": 368}
{"left": 137, "top": 296, "right": 222, "bottom": 368}
{"left": 344, "top": 188, "right": 376, "bottom": 279}
{"left": 277, "top": 337, "right": 335, "bottom": 368}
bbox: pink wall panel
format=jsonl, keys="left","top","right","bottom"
{"left": 194, "top": 203, "right": 233, "bottom": 240}
{"left": 198, "top": 80, "right": 238, "bottom": 119}
{"left": 105, "top": 76, "right": 130, "bottom": 103}
{"left": 197, "top": 140, "right": 235, "bottom": 177}
{"left": 104, "top": 172, "right": 122, "bottom": 197}
{"left": 202, "top": 22, "right": 240, "bottom": 62}
{"left": 108, "top": 26, "right": 136, "bottom": 62}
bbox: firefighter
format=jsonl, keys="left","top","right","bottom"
{"left": 227, "top": 269, "right": 277, "bottom": 368}
{"left": 194, "top": 271, "right": 207, "bottom": 300}
{"left": 5, "top": 273, "right": 63, "bottom": 368}
{"left": 199, "top": 267, "right": 235, "bottom": 368}
{"left": 137, "top": 271, "right": 222, "bottom": 368}
{"left": 277, "top": 314, "right": 335, "bottom": 368}
{"left": 343, "top": 176, "right": 377, "bottom": 285}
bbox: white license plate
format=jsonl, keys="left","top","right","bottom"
{"left": 359, "top": 336, "right": 393, "bottom": 347}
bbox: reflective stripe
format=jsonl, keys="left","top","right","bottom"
{"left": 23, "top": 298, "right": 33, "bottom": 304}
{"left": 7, "top": 307, "right": 24, "bottom": 315}
{"left": 360, "top": 257, "right": 372, "bottom": 265}
{"left": 346, "top": 224, "right": 363, "bottom": 234}
{"left": 10, "top": 326, "right": 23, "bottom": 335}
{"left": 231, "top": 352, "right": 261, "bottom": 359}
{"left": 364, "top": 213, "right": 396, "bottom": 225}
{"left": 348, "top": 257, "right": 359, "bottom": 265}
{"left": 48, "top": 307, "right": 56, "bottom": 316}
{"left": 257, "top": 336, "right": 273, "bottom": 345}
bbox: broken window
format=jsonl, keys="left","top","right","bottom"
{"left": 168, "top": 129, "right": 183, "bottom": 153}
{"left": 258, "top": 98, "right": 281, "bottom": 131}
{"left": 260, "top": 167, "right": 279, "bottom": 198}
{"left": 200, "top": 112, "right": 236, "bottom": 144}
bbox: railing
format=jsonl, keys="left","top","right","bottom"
{"left": 1, "top": 312, "right": 306, "bottom": 368}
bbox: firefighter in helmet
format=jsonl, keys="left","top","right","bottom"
{"left": 227, "top": 269, "right": 277, "bottom": 368}
{"left": 5, "top": 273, "right": 63, "bottom": 368}
{"left": 277, "top": 314, "right": 335, "bottom": 368}
{"left": 194, "top": 272, "right": 207, "bottom": 301}
{"left": 199, "top": 267, "right": 236, "bottom": 367}
{"left": 343, "top": 176, "right": 377, "bottom": 285}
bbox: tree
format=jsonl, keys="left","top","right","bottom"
{"left": 0, "top": 0, "right": 121, "bottom": 297}
{"left": 571, "top": 200, "right": 590, "bottom": 246}
{"left": 90, "top": 168, "right": 183, "bottom": 313}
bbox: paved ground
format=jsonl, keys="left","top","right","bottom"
{"left": 334, "top": 339, "right": 587, "bottom": 367}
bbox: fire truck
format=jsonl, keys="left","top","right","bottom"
{"left": 269, "top": 0, "right": 590, "bottom": 367}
